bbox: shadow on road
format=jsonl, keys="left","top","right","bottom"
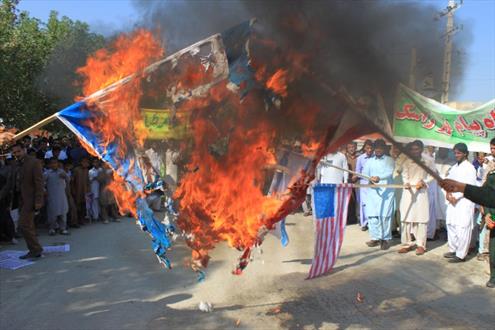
{"left": 268, "top": 259, "right": 495, "bottom": 330}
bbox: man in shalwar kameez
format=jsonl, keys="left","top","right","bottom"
{"left": 398, "top": 140, "right": 435, "bottom": 255}
{"left": 363, "top": 139, "right": 395, "bottom": 250}
{"left": 423, "top": 146, "right": 442, "bottom": 241}
{"left": 444, "top": 143, "right": 477, "bottom": 263}
{"left": 355, "top": 139, "right": 374, "bottom": 231}
{"left": 88, "top": 159, "right": 102, "bottom": 222}
{"left": 44, "top": 158, "right": 69, "bottom": 235}
{"left": 391, "top": 144, "right": 407, "bottom": 237}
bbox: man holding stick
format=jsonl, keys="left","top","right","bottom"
{"left": 362, "top": 139, "right": 395, "bottom": 250}
{"left": 398, "top": 140, "right": 435, "bottom": 256}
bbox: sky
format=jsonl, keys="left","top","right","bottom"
{"left": 17, "top": 0, "right": 495, "bottom": 103}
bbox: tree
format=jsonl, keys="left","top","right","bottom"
{"left": 39, "top": 11, "right": 105, "bottom": 111}
{"left": 0, "top": 0, "right": 105, "bottom": 130}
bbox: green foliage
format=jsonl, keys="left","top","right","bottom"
{"left": 0, "top": 0, "right": 105, "bottom": 130}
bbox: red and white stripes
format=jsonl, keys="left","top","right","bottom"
{"left": 307, "top": 186, "right": 352, "bottom": 279}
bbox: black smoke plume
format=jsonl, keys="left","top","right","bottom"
{"left": 133, "top": 0, "right": 471, "bottom": 103}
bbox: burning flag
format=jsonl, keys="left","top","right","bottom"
{"left": 56, "top": 29, "right": 175, "bottom": 267}
{"left": 53, "top": 20, "right": 380, "bottom": 274}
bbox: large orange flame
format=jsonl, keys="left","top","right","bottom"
{"left": 76, "top": 29, "right": 164, "bottom": 214}
{"left": 174, "top": 99, "right": 284, "bottom": 264}
{"left": 108, "top": 173, "right": 137, "bottom": 216}
{"left": 72, "top": 25, "right": 362, "bottom": 271}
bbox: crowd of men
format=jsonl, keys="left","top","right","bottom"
{"left": 314, "top": 137, "right": 495, "bottom": 288}
{"left": 0, "top": 134, "right": 122, "bottom": 260}
{"left": 1, "top": 125, "right": 494, "bottom": 288}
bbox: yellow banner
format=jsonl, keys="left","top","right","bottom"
{"left": 141, "top": 108, "right": 190, "bottom": 140}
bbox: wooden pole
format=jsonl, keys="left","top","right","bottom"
{"left": 12, "top": 113, "right": 58, "bottom": 141}
{"left": 322, "top": 163, "right": 373, "bottom": 181}
{"left": 347, "top": 184, "right": 408, "bottom": 189}
{"left": 358, "top": 111, "right": 442, "bottom": 182}
{"left": 441, "top": 0, "right": 458, "bottom": 104}
{"left": 408, "top": 47, "right": 417, "bottom": 89}
{"left": 314, "top": 81, "right": 443, "bottom": 182}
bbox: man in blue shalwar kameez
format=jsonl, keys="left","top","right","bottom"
{"left": 362, "top": 139, "right": 396, "bottom": 250}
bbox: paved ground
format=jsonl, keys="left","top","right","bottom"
{"left": 1, "top": 214, "right": 494, "bottom": 330}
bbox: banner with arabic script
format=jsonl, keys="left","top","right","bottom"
{"left": 141, "top": 108, "right": 191, "bottom": 140}
{"left": 393, "top": 84, "right": 495, "bottom": 152}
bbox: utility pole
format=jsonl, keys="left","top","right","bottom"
{"left": 440, "top": 0, "right": 462, "bottom": 104}
{"left": 408, "top": 48, "right": 417, "bottom": 89}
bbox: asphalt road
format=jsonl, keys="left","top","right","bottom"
{"left": 1, "top": 214, "right": 494, "bottom": 329}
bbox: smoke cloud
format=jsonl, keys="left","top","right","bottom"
{"left": 133, "top": 0, "right": 471, "bottom": 102}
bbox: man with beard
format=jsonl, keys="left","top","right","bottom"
{"left": 444, "top": 143, "right": 477, "bottom": 263}
{"left": 398, "top": 140, "right": 435, "bottom": 255}
{"left": 362, "top": 139, "right": 395, "bottom": 250}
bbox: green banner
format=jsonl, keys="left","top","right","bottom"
{"left": 141, "top": 108, "right": 190, "bottom": 140}
{"left": 393, "top": 84, "right": 495, "bottom": 152}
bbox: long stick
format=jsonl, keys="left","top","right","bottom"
{"left": 315, "top": 81, "right": 443, "bottom": 182}
{"left": 349, "top": 184, "right": 408, "bottom": 189}
{"left": 10, "top": 33, "right": 229, "bottom": 143}
{"left": 352, "top": 91, "right": 442, "bottom": 182}
{"left": 367, "top": 118, "right": 442, "bottom": 182}
{"left": 12, "top": 113, "right": 58, "bottom": 141}
{"left": 321, "top": 162, "right": 372, "bottom": 181}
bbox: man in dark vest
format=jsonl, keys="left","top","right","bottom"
{"left": 11, "top": 142, "right": 44, "bottom": 259}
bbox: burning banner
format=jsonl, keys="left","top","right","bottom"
{"left": 52, "top": 19, "right": 381, "bottom": 275}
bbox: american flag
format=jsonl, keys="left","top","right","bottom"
{"left": 307, "top": 184, "right": 352, "bottom": 279}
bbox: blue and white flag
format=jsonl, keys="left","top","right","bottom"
{"left": 307, "top": 184, "right": 352, "bottom": 279}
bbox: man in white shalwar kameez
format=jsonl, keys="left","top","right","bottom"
{"left": 88, "top": 159, "right": 102, "bottom": 222}
{"left": 423, "top": 146, "right": 441, "bottom": 240}
{"left": 435, "top": 148, "right": 455, "bottom": 230}
{"left": 444, "top": 143, "right": 477, "bottom": 263}
{"left": 398, "top": 141, "right": 435, "bottom": 255}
